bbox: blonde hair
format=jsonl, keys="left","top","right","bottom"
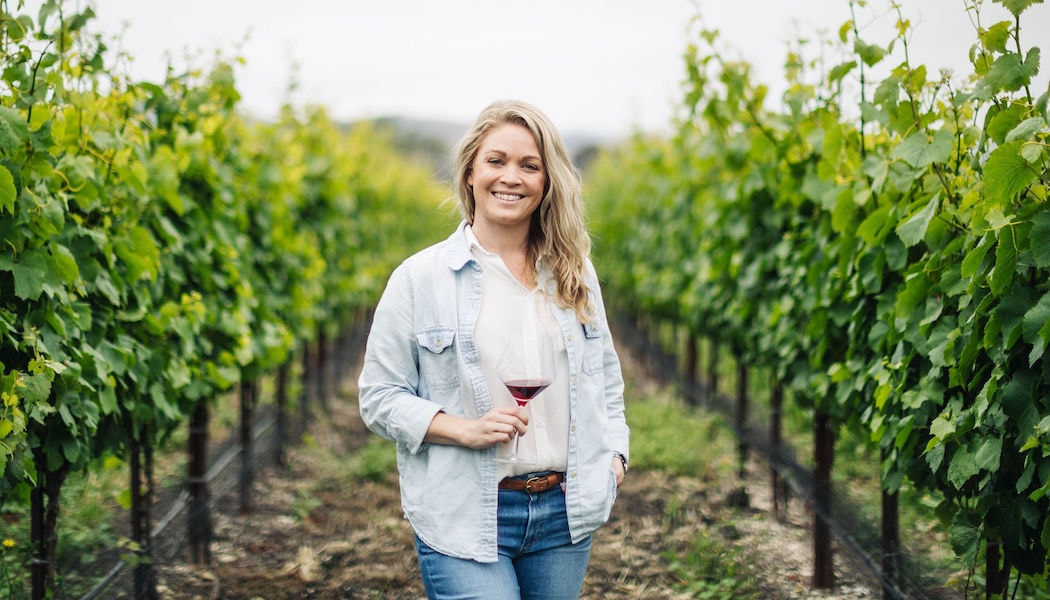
{"left": 453, "top": 100, "right": 594, "bottom": 323}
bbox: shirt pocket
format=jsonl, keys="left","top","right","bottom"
{"left": 581, "top": 321, "right": 604, "bottom": 375}
{"left": 416, "top": 326, "right": 459, "bottom": 392}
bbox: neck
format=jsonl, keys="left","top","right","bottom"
{"left": 471, "top": 221, "right": 535, "bottom": 287}
{"left": 471, "top": 221, "right": 530, "bottom": 257}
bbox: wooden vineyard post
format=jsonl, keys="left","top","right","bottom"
{"left": 317, "top": 324, "right": 329, "bottom": 411}
{"left": 187, "top": 402, "right": 212, "bottom": 564}
{"left": 274, "top": 361, "right": 290, "bottom": 467}
{"left": 299, "top": 345, "right": 312, "bottom": 435}
{"left": 813, "top": 412, "right": 834, "bottom": 589}
{"left": 29, "top": 396, "right": 71, "bottom": 600}
{"left": 707, "top": 340, "right": 719, "bottom": 405}
{"left": 881, "top": 447, "right": 900, "bottom": 600}
{"left": 986, "top": 540, "right": 1005, "bottom": 599}
{"left": 129, "top": 437, "right": 158, "bottom": 599}
{"left": 770, "top": 382, "right": 786, "bottom": 521}
{"left": 735, "top": 359, "right": 749, "bottom": 479}
{"left": 684, "top": 333, "right": 699, "bottom": 405}
{"left": 239, "top": 380, "right": 257, "bottom": 513}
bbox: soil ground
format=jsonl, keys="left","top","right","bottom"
{"left": 130, "top": 349, "right": 892, "bottom": 600}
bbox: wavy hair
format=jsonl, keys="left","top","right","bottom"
{"left": 453, "top": 99, "right": 594, "bottom": 323}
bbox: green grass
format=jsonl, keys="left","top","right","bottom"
{"left": 625, "top": 390, "right": 758, "bottom": 597}
{"left": 626, "top": 388, "right": 738, "bottom": 481}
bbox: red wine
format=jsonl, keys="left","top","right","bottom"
{"left": 503, "top": 378, "right": 551, "bottom": 405}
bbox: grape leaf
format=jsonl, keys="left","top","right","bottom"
{"left": 974, "top": 436, "right": 1003, "bottom": 471}
{"left": 13, "top": 248, "right": 47, "bottom": 300}
{"left": 1020, "top": 142, "right": 1043, "bottom": 163}
{"left": 984, "top": 141, "right": 1037, "bottom": 203}
{"left": 975, "top": 48, "right": 1041, "bottom": 97}
{"left": 1031, "top": 211, "right": 1050, "bottom": 268}
{"left": 0, "top": 166, "right": 15, "bottom": 213}
{"left": 980, "top": 21, "right": 1012, "bottom": 53}
{"left": 991, "top": 225, "right": 1018, "bottom": 296}
{"left": 896, "top": 194, "right": 939, "bottom": 247}
{"left": 1005, "top": 116, "right": 1046, "bottom": 142}
{"left": 0, "top": 106, "right": 28, "bottom": 153}
{"left": 948, "top": 446, "right": 980, "bottom": 488}
{"left": 994, "top": 0, "right": 1045, "bottom": 17}
{"left": 891, "top": 129, "right": 953, "bottom": 167}
{"left": 1022, "top": 291, "right": 1050, "bottom": 362}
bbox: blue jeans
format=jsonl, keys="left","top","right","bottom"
{"left": 414, "top": 474, "right": 593, "bottom": 600}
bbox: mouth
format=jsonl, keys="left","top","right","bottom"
{"left": 493, "top": 191, "right": 525, "bottom": 202}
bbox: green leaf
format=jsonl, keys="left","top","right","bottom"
{"left": 975, "top": 48, "right": 1041, "bottom": 96}
{"left": 896, "top": 194, "right": 939, "bottom": 247}
{"left": 13, "top": 249, "right": 47, "bottom": 300}
{"left": 828, "top": 60, "right": 858, "bottom": 84}
{"left": 49, "top": 243, "right": 79, "bottom": 284}
{"left": 1022, "top": 291, "right": 1050, "bottom": 362}
{"left": 984, "top": 141, "right": 1037, "bottom": 203}
{"left": 990, "top": 225, "right": 1018, "bottom": 296}
{"left": 986, "top": 104, "right": 1025, "bottom": 145}
{"left": 0, "top": 165, "right": 15, "bottom": 213}
{"left": 1031, "top": 210, "right": 1050, "bottom": 268}
{"left": 891, "top": 129, "right": 953, "bottom": 167}
{"left": 948, "top": 446, "right": 980, "bottom": 488}
{"left": 1005, "top": 116, "right": 1046, "bottom": 142}
{"left": 930, "top": 415, "right": 956, "bottom": 441}
{"left": 980, "top": 21, "right": 1012, "bottom": 53}
{"left": 962, "top": 233, "right": 994, "bottom": 278}
{"left": 1020, "top": 142, "right": 1043, "bottom": 163}
{"left": 858, "top": 204, "right": 892, "bottom": 244}
{"left": 994, "top": 0, "right": 1044, "bottom": 17}
{"left": 974, "top": 436, "right": 1002, "bottom": 471}
{"left": 114, "top": 226, "right": 160, "bottom": 282}
{"left": 854, "top": 39, "right": 887, "bottom": 67}
{"left": 0, "top": 105, "right": 28, "bottom": 153}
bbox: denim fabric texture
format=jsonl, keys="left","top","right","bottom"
{"left": 415, "top": 479, "right": 593, "bottom": 600}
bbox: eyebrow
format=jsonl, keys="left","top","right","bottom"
{"left": 481, "top": 149, "right": 543, "bottom": 163}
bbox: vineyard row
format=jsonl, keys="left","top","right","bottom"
{"left": 1, "top": 3, "right": 450, "bottom": 598}
{"left": 585, "top": 0, "right": 1050, "bottom": 596}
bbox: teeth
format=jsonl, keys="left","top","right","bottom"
{"left": 494, "top": 192, "right": 523, "bottom": 201}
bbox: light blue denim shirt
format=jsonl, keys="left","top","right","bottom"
{"left": 358, "top": 221, "right": 630, "bottom": 563}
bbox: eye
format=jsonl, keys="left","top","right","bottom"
{"left": 487, "top": 158, "right": 504, "bottom": 166}
{"left": 524, "top": 163, "right": 540, "bottom": 171}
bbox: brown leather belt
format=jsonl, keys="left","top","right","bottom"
{"left": 498, "top": 472, "right": 565, "bottom": 494}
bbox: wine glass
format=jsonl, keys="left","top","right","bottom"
{"left": 494, "top": 298, "right": 554, "bottom": 464}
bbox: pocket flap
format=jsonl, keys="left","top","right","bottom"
{"left": 417, "top": 327, "right": 456, "bottom": 353}
{"left": 582, "top": 322, "right": 602, "bottom": 339}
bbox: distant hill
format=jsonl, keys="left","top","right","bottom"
{"left": 365, "top": 116, "right": 616, "bottom": 181}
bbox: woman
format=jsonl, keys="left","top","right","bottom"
{"left": 358, "top": 99, "right": 629, "bottom": 600}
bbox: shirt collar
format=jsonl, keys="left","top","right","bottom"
{"left": 443, "top": 220, "right": 475, "bottom": 271}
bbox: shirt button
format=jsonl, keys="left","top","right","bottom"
{"left": 570, "top": 470, "right": 577, "bottom": 478}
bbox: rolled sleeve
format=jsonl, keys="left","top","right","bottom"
{"left": 358, "top": 264, "right": 444, "bottom": 454}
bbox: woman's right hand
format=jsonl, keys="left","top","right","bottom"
{"left": 423, "top": 407, "right": 528, "bottom": 449}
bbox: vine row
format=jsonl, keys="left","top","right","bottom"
{"left": 0, "top": 2, "right": 449, "bottom": 597}
{"left": 586, "top": 0, "right": 1049, "bottom": 595}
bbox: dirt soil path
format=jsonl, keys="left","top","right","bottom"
{"left": 147, "top": 350, "right": 881, "bottom": 600}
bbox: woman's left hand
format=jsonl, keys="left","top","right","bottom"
{"left": 612, "top": 456, "right": 626, "bottom": 487}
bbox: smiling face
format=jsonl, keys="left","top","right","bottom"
{"left": 467, "top": 123, "right": 547, "bottom": 235}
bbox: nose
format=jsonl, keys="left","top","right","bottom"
{"left": 499, "top": 167, "right": 524, "bottom": 185}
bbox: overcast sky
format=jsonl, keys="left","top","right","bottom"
{"left": 80, "top": 0, "right": 1050, "bottom": 139}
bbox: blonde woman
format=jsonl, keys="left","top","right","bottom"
{"left": 359, "top": 99, "right": 629, "bottom": 600}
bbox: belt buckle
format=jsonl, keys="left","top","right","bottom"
{"left": 523, "top": 476, "right": 546, "bottom": 493}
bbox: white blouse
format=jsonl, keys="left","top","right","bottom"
{"left": 466, "top": 225, "right": 570, "bottom": 478}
